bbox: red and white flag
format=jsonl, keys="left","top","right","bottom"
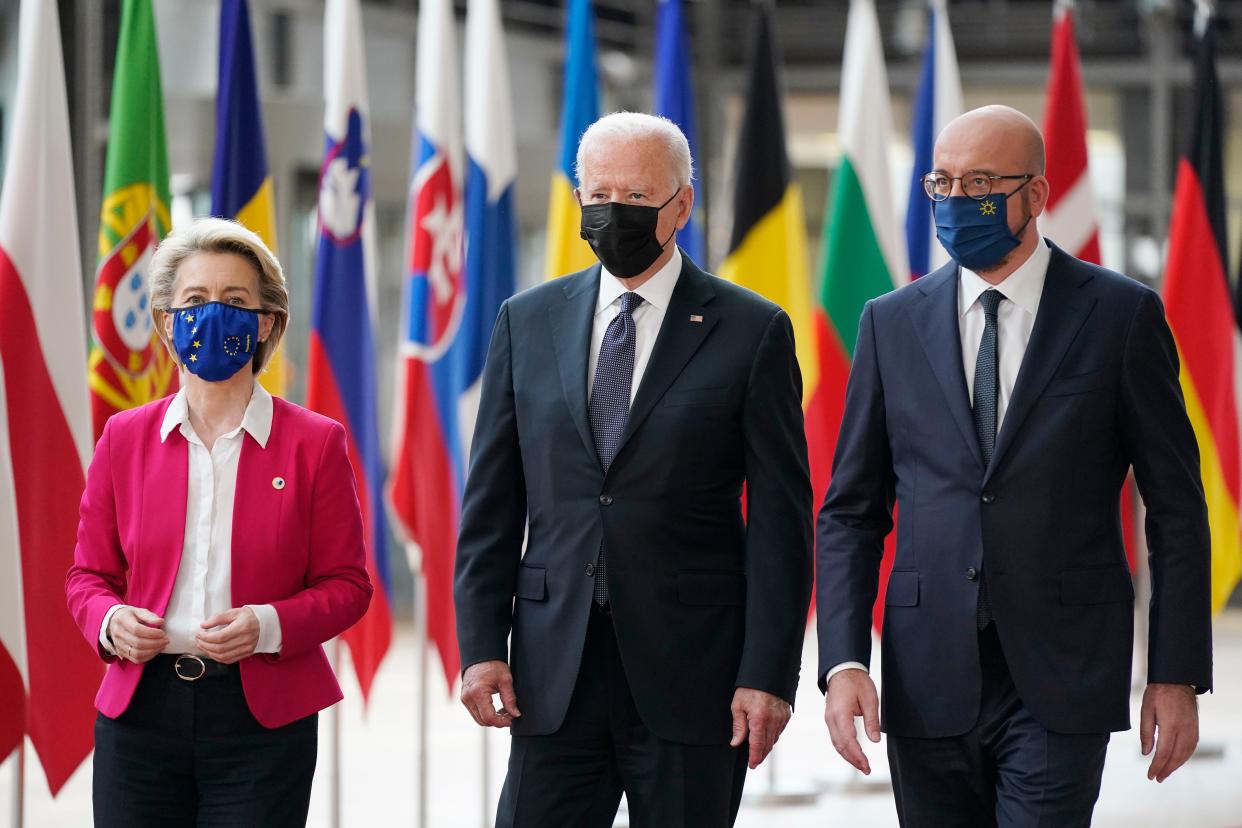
{"left": 0, "top": 0, "right": 103, "bottom": 794}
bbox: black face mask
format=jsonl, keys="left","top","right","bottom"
{"left": 579, "top": 188, "right": 680, "bottom": 278}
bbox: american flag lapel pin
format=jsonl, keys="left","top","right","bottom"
{"left": 690, "top": 314, "right": 704, "bottom": 323}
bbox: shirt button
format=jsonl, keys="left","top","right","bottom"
{"left": 599, "top": 494, "right": 613, "bottom": 506}
{"left": 585, "top": 563, "right": 596, "bottom": 576}
{"left": 966, "top": 567, "right": 979, "bottom": 581}
{"left": 981, "top": 493, "right": 995, "bottom": 504}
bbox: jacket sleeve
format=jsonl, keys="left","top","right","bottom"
{"left": 815, "top": 301, "right": 895, "bottom": 691}
{"left": 1119, "top": 289, "right": 1212, "bottom": 691}
{"left": 268, "top": 422, "right": 374, "bottom": 660}
{"left": 454, "top": 302, "right": 527, "bottom": 672}
{"left": 65, "top": 417, "right": 126, "bottom": 661}
{"left": 735, "top": 308, "right": 813, "bottom": 704}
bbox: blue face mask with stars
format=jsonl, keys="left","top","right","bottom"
{"left": 933, "top": 178, "right": 1032, "bottom": 271}
{"left": 169, "top": 302, "right": 261, "bottom": 382}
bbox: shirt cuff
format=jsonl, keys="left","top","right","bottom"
{"left": 247, "top": 604, "right": 282, "bottom": 654}
{"left": 98, "top": 604, "right": 127, "bottom": 655}
{"left": 825, "top": 661, "right": 868, "bottom": 686}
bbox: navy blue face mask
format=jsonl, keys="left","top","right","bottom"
{"left": 934, "top": 179, "right": 1033, "bottom": 271}
{"left": 168, "top": 302, "right": 262, "bottom": 382}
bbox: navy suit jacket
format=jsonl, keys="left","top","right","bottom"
{"left": 816, "top": 242, "right": 1213, "bottom": 738}
{"left": 455, "top": 253, "right": 813, "bottom": 745}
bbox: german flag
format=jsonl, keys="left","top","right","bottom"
{"left": 1161, "top": 7, "right": 1241, "bottom": 614}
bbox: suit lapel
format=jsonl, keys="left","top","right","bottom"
{"left": 908, "top": 263, "right": 985, "bottom": 470}
{"left": 231, "top": 404, "right": 285, "bottom": 604}
{"left": 548, "top": 267, "right": 602, "bottom": 466}
{"left": 616, "top": 258, "right": 718, "bottom": 458}
{"left": 984, "top": 244, "right": 1096, "bottom": 486}
{"left": 144, "top": 401, "right": 189, "bottom": 615}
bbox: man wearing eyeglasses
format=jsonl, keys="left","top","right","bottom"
{"left": 816, "top": 105, "right": 1211, "bottom": 826}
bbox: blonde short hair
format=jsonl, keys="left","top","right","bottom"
{"left": 149, "top": 217, "right": 289, "bottom": 375}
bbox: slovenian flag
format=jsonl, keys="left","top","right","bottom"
{"left": 543, "top": 0, "right": 600, "bottom": 280}
{"left": 211, "top": 0, "right": 285, "bottom": 396}
{"left": 308, "top": 0, "right": 392, "bottom": 699}
{"left": 653, "top": 0, "right": 705, "bottom": 266}
{"left": 904, "top": 0, "right": 961, "bottom": 281}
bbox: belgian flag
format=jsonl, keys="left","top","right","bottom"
{"left": 1161, "top": 6, "right": 1242, "bottom": 613}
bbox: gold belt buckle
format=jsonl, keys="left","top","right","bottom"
{"left": 174, "top": 654, "right": 206, "bottom": 682}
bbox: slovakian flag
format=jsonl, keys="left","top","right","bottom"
{"left": 653, "top": 0, "right": 705, "bottom": 266}
{"left": 817, "top": 0, "right": 908, "bottom": 629}
{"left": 544, "top": 0, "right": 600, "bottom": 280}
{"left": 88, "top": 0, "right": 178, "bottom": 441}
{"left": 905, "top": 0, "right": 961, "bottom": 281}
{"left": 1162, "top": 5, "right": 1242, "bottom": 615}
{"left": 0, "top": 0, "right": 102, "bottom": 794}
{"left": 309, "top": 0, "right": 392, "bottom": 699}
{"left": 211, "top": 0, "right": 285, "bottom": 397}
{"left": 390, "top": 0, "right": 465, "bottom": 691}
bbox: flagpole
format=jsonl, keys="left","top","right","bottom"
{"left": 10, "top": 742, "right": 23, "bottom": 828}
{"left": 416, "top": 565, "right": 429, "bottom": 828}
{"left": 330, "top": 640, "right": 342, "bottom": 828}
{"left": 480, "top": 730, "right": 491, "bottom": 828}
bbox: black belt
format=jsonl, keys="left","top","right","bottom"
{"left": 151, "top": 653, "right": 235, "bottom": 682}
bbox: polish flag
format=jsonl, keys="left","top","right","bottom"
{"left": 0, "top": 0, "right": 104, "bottom": 794}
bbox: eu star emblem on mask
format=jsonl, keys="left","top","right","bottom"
{"left": 979, "top": 200, "right": 998, "bottom": 217}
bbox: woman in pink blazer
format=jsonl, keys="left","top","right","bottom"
{"left": 66, "top": 217, "right": 373, "bottom": 827}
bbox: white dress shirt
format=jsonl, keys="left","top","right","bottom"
{"left": 824, "top": 239, "right": 1051, "bottom": 688}
{"left": 588, "top": 247, "right": 682, "bottom": 403}
{"left": 99, "top": 383, "right": 282, "bottom": 657}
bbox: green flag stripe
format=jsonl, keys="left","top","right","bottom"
{"left": 820, "top": 156, "right": 894, "bottom": 359}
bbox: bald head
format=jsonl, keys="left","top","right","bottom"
{"left": 934, "top": 105, "right": 1045, "bottom": 176}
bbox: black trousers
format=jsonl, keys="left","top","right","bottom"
{"left": 497, "top": 607, "right": 748, "bottom": 828}
{"left": 93, "top": 655, "right": 318, "bottom": 828}
{"left": 887, "top": 624, "right": 1110, "bottom": 828}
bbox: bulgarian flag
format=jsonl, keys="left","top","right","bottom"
{"left": 814, "top": 0, "right": 908, "bottom": 629}
{"left": 88, "top": 0, "right": 178, "bottom": 441}
{"left": 1162, "top": 6, "right": 1242, "bottom": 615}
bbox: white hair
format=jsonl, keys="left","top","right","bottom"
{"left": 575, "top": 111, "right": 694, "bottom": 189}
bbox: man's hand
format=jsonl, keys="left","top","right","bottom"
{"left": 824, "top": 668, "right": 880, "bottom": 775}
{"left": 1140, "top": 682, "right": 1198, "bottom": 783}
{"left": 107, "top": 607, "right": 169, "bottom": 663}
{"left": 195, "top": 607, "right": 260, "bottom": 664}
{"left": 461, "top": 660, "right": 521, "bottom": 728}
{"left": 730, "top": 687, "right": 791, "bottom": 769}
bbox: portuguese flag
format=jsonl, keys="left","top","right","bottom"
{"left": 88, "top": 0, "right": 178, "bottom": 440}
{"left": 1161, "top": 8, "right": 1242, "bottom": 614}
{"left": 814, "top": 0, "right": 908, "bottom": 628}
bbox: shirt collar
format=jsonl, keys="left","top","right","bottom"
{"left": 597, "top": 247, "right": 683, "bottom": 315}
{"left": 958, "top": 235, "right": 1051, "bottom": 318}
{"left": 159, "top": 381, "right": 274, "bottom": 448}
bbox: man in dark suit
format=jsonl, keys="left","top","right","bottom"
{"left": 454, "top": 111, "right": 812, "bottom": 827}
{"left": 817, "top": 105, "right": 1212, "bottom": 826}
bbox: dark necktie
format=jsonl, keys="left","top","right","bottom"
{"left": 589, "top": 291, "right": 644, "bottom": 605}
{"left": 973, "top": 288, "right": 1003, "bottom": 629}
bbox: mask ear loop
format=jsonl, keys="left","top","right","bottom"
{"left": 656, "top": 186, "right": 682, "bottom": 249}
{"left": 1003, "top": 177, "right": 1036, "bottom": 239}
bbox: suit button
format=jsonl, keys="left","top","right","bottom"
{"left": 966, "top": 567, "right": 978, "bottom": 581}
{"left": 585, "top": 563, "right": 595, "bottom": 576}
{"left": 981, "top": 493, "right": 995, "bottom": 504}
{"left": 599, "top": 494, "right": 613, "bottom": 506}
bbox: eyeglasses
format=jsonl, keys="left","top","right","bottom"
{"left": 922, "top": 172, "right": 1033, "bottom": 202}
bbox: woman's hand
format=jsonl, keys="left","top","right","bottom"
{"left": 195, "top": 607, "right": 260, "bottom": 664}
{"left": 107, "top": 607, "right": 169, "bottom": 663}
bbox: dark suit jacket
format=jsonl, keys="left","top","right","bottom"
{"left": 816, "top": 241, "right": 1213, "bottom": 738}
{"left": 455, "top": 253, "right": 812, "bottom": 745}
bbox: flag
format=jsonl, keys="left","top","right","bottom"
{"left": 1162, "top": 6, "right": 1242, "bottom": 615}
{"left": 1039, "top": 0, "right": 1140, "bottom": 571}
{"left": 88, "top": 0, "right": 178, "bottom": 441}
{"left": 544, "top": 0, "right": 599, "bottom": 279}
{"left": 653, "top": 0, "right": 705, "bottom": 266}
{"left": 310, "top": 0, "right": 392, "bottom": 698}
{"left": 211, "top": 0, "right": 286, "bottom": 396}
{"left": 905, "top": 0, "right": 961, "bottom": 281}
{"left": 389, "top": 0, "right": 519, "bottom": 692}
{"left": 816, "top": 0, "right": 908, "bottom": 629}
{"left": 0, "top": 0, "right": 103, "bottom": 793}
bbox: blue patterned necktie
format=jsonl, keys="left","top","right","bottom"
{"left": 589, "top": 291, "right": 644, "bottom": 605}
{"left": 973, "top": 288, "right": 1003, "bottom": 629}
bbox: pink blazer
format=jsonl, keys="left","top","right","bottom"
{"left": 66, "top": 395, "right": 373, "bottom": 728}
